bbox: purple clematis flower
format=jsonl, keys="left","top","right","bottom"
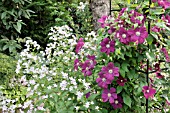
{"left": 100, "top": 38, "right": 115, "bottom": 55}
{"left": 161, "top": 47, "right": 170, "bottom": 62}
{"left": 108, "top": 26, "right": 116, "bottom": 34}
{"left": 98, "top": 15, "right": 109, "bottom": 28}
{"left": 116, "top": 76, "right": 127, "bottom": 86}
{"left": 96, "top": 73, "right": 112, "bottom": 89}
{"left": 142, "top": 86, "right": 156, "bottom": 99}
{"left": 130, "top": 10, "right": 146, "bottom": 25}
{"left": 74, "top": 58, "right": 80, "bottom": 71}
{"left": 116, "top": 27, "right": 130, "bottom": 44}
{"left": 87, "top": 55, "right": 97, "bottom": 69}
{"left": 86, "top": 92, "right": 91, "bottom": 98}
{"left": 111, "top": 96, "right": 123, "bottom": 109}
{"left": 151, "top": 26, "right": 161, "bottom": 32}
{"left": 81, "top": 60, "right": 92, "bottom": 76}
{"left": 101, "top": 62, "right": 119, "bottom": 81}
{"left": 166, "top": 99, "right": 170, "bottom": 106}
{"left": 156, "top": 72, "right": 164, "bottom": 79}
{"left": 154, "top": 63, "right": 160, "bottom": 71}
{"left": 118, "top": 8, "right": 128, "bottom": 18}
{"left": 158, "top": 0, "right": 170, "bottom": 9}
{"left": 128, "top": 26, "right": 148, "bottom": 44}
{"left": 102, "top": 88, "right": 117, "bottom": 104}
{"left": 75, "top": 38, "right": 84, "bottom": 54}
{"left": 162, "top": 15, "right": 170, "bottom": 26}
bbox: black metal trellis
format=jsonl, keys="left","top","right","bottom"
{"left": 109, "top": 0, "right": 152, "bottom": 113}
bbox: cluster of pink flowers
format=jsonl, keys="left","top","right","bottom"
{"left": 152, "top": 14, "right": 170, "bottom": 32}
{"left": 96, "top": 62, "right": 127, "bottom": 109}
{"left": 161, "top": 47, "right": 170, "bottom": 62}
{"left": 74, "top": 38, "right": 97, "bottom": 76}
{"left": 152, "top": 0, "right": 170, "bottom": 9}
{"left": 74, "top": 5, "right": 170, "bottom": 110}
{"left": 98, "top": 8, "right": 148, "bottom": 55}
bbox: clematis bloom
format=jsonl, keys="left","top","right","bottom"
{"left": 111, "top": 96, "right": 123, "bottom": 109}
{"left": 128, "top": 26, "right": 148, "bottom": 44}
{"left": 75, "top": 38, "right": 84, "bottom": 54}
{"left": 100, "top": 38, "right": 115, "bottom": 55}
{"left": 102, "top": 88, "right": 117, "bottom": 104}
{"left": 142, "top": 86, "right": 156, "bottom": 99}
{"left": 101, "top": 62, "right": 119, "bottom": 81}
{"left": 116, "top": 76, "right": 127, "bottom": 86}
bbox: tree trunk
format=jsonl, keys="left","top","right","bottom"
{"left": 90, "top": 0, "right": 110, "bottom": 31}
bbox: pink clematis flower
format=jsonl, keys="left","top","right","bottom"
{"left": 96, "top": 72, "right": 112, "bottom": 89}
{"left": 101, "top": 62, "right": 119, "bottom": 81}
{"left": 102, "top": 88, "right": 117, "bottom": 104}
{"left": 116, "top": 27, "right": 130, "bottom": 44}
{"left": 161, "top": 47, "right": 170, "bottom": 62}
{"left": 142, "top": 86, "right": 156, "bottom": 99}
{"left": 98, "top": 15, "right": 109, "bottom": 28}
{"left": 156, "top": 72, "right": 164, "bottom": 79}
{"left": 87, "top": 55, "right": 97, "bottom": 69}
{"left": 158, "top": 0, "right": 170, "bottom": 9}
{"left": 74, "top": 59, "right": 80, "bottom": 71}
{"left": 100, "top": 38, "right": 115, "bottom": 55}
{"left": 81, "top": 60, "right": 93, "bottom": 76}
{"left": 166, "top": 99, "right": 170, "bottom": 106}
{"left": 75, "top": 38, "right": 84, "bottom": 54}
{"left": 151, "top": 26, "right": 161, "bottom": 32}
{"left": 116, "top": 76, "right": 127, "bottom": 86}
{"left": 128, "top": 26, "right": 148, "bottom": 44}
{"left": 111, "top": 96, "right": 123, "bottom": 109}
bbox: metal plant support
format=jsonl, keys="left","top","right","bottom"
{"left": 109, "top": 0, "right": 152, "bottom": 113}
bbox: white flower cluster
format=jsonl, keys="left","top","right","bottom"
{"left": 47, "top": 25, "right": 78, "bottom": 62}
{"left": 6, "top": 24, "right": 98, "bottom": 112}
{"left": 77, "top": 2, "right": 88, "bottom": 11}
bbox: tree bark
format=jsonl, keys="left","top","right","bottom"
{"left": 90, "top": 0, "right": 110, "bottom": 31}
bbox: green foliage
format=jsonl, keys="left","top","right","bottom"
{"left": 0, "top": 53, "right": 17, "bottom": 85}
{"left": 0, "top": 0, "right": 33, "bottom": 54}
{"left": 21, "top": 0, "right": 93, "bottom": 48}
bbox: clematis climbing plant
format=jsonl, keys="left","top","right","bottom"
{"left": 74, "top": 0, "right": 170, "bottom": 112}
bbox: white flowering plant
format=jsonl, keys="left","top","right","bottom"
{"left": 1, "top": 24, "right": 105, "bottom": 113}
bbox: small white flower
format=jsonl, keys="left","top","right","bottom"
{"left": 74, "top": 106, "right": 79, "bottom": 111}
{"left": 84, "top": 102, "right": 90, "bottom": 108}
{"left": 76, "top": 91, "right": 83, "bottom": 100}
{"left": 91, "top": 101, "right": 94, "bottom": 105}
{"left": 29, "top": 80, "right": 35, "bottom": 85}
{"left": 53, "top": 84, "right": 57, "bottom": 87}
{"left": 47, "top": 86, "right": 52, "bottom": 89}
{"left": 95, "top": 106, "right": 99, "bottom": 110}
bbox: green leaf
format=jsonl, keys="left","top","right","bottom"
{"left": 101, "top": 108, "right": 108, "bottom": 113}
{"left": 120, "top": 69, "right": 125, "bottom": 77}
{"left": 1, "top": 12, "right": 6, "bottom": 19}
{"left": 2, "top": 45, "right": 8, "bottom": 51}
{"left": 146, "top": 34, "right": 153, "bottom": 45}
{"left": 150, "top": 8, "right": 165, "bottom": 15}
{"left": 122, "top": 62, "right": 129, "bottom": 72}
{"left": 116, "top": 86, "right": 123, "bottom": 94}
{"left": 88, "top": 93, "right": 99, "bottom": 100}
{"left": 17, "top": 21, "right": 22, "bottom": 32}
{"left": 123, "top": 94, "right": 131, "bottom": 107}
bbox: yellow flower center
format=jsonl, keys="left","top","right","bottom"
{"left": 122, "top": 34, "right": 126, "bottom": 38}
{"left": 136, "top": 31, "right": 140, "bottom": 36}
{"left": 106, "top": 44, "right": 110, "bottom": 48}
{"left": 108, "top": 93, "right": 111, "bottom": 97}
{"left": 109, "top": 69, "right": 113, "bottom": 74}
